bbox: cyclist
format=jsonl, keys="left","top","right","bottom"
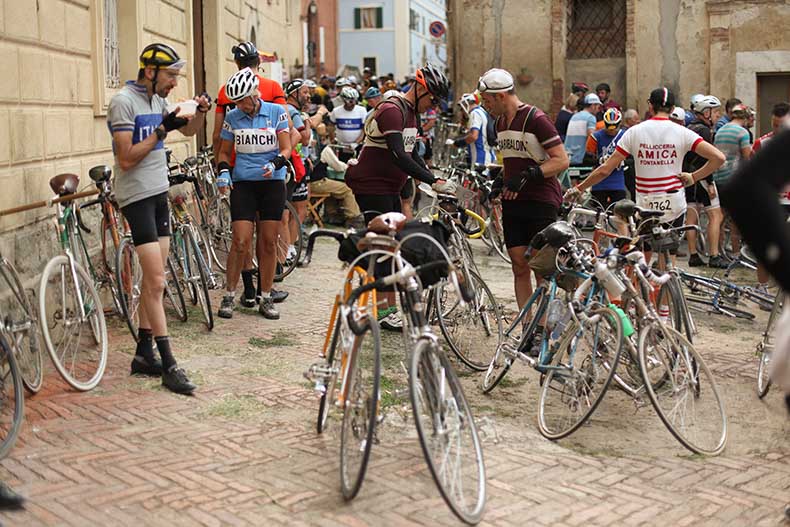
{"left": 669, "top": 107, "right": 686, "bottom": 125}
{"left": 595, "top": 82, "right": 621, "bottom": 119}
{"left": 452, "top": 92, "right": 497, "bottom": 168}
{"left": 567, "top": 87, "right": 725, "bottom": 269}
{"left": 715, "top": 97, "right": 742, "bottom": 133}
{"left": 363, "top": 86, "right": 382, "bottom": 117}
{"left": 329, "top": 87, "right": 367, "bottom": 156}
{"left": 477, "top": 67, "right": 569, "bottom": 312}
{"left": 683, "top": 95, "right": 727, "bottom": 268}
{"left": 584, "top": 108, "right": 627, "bottom": 208}
{"left": 685, "top": 94, "right": 704, "bottom": 126}
{"left": 107, "top": 43, "right": 208, "bottom": 394}
{"left": 215, "top": 68, "right": 292, "bottom": 320}
{"left": 212, "top": 41, "right": 290, "bottom": 307}
{"left": 283, "top": 79, "right": 312, "bottom": 265}
{"left": 564, "top": 93, "right": 601, "bottom": 167}
{"left": 713, "top": 103, "right": 752, "bottom": 257}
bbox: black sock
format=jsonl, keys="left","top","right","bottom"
{"left": 241, "top": 269, "right": 255, "bottom": 299}
{"left": 135, "top": 328, "right": 155, "bottom": 362}
{"left": 155, "top": 336, "right": 176, "bottom": 371}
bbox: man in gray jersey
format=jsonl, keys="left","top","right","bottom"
{"left": 107, "top": 43, "right": 209, "bottom": 394}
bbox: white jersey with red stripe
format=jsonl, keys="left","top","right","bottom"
{"left": 615, "top": 116, "right": 703, "bottom": 221}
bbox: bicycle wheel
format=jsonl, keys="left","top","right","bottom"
{"left": 0, "top": 333, "right": 24, "bottom": 459}
{"left": 638, "top": 322, "right": 727, "bottom": 455}
{"left": 276, "top": 201, "right": 303, "bottom": 281}
{"left": 208, "top": 197, "right": 232, "bottom": 273}
{"left": 339, "top": 315, "right": 380, "bottom": 500}
{"left": 756, "top": 294, "right": 782, "bottom": 398}
{"left": 436, "top": 270, "right": 503, "bottom": 371}
{"left": 317, "top": 314, "right": 342, "bottom": 434}
{"left": 482, "top": 287, "right": 548, "bottom": 393}
{"left": 410, "top": 338, "right": 486, "bottom": 524}
{"left": 0, "top": 256, "right": 43, "bottom": 393}
{"left": 115, "top": 237, "right": 142, "bottom": 341}
{"left": 685, "top": 296, "right": 755, "bottom": 320}
{"left": 39, "top": 256, "right": 108, "bottom": 391}
{"left": 184, "top": 227, "right": 214, "bottom": 330}
{"left": 657, "top": 278, "right": 693, "bottom": 342}
{"left": 487, "top": 202, "right": 509, "bottom": 264}
{"left": 164, "top": 254, "right": 188, "bottom": 323}
{"left": 538, "top": 306, "right": 623, "bottom": 440}
{"left": 173, "top": 230, "right": 198, "bottom": 305}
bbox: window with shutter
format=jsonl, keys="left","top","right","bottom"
{"left": 566, "top": 0, "right": 626, "bottom": 59}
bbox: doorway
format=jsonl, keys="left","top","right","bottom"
{"left": 757, "top": 73, "right": 790, "bottom": 137}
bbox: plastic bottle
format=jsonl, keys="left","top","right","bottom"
{"left": 608, "top": 303, "right": 635, "bottom": 337}
{"left": 546, "top": 298, "right": 564, "bottom": 330}
{"left": 595, "top": 261, "right": 625, "bottom": 299}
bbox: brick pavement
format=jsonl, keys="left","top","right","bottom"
{"left": 1, "top": 238, "right": 789, "bottom": 526}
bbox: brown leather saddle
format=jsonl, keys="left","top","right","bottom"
{"left": 88, "top": 165, "right": 112, "bottom": 183}
{"left": 49, "top": 173, "right": 80, "bottom": 196}
{"left": 366, "top": 212, "right": 407, "bottom": 235}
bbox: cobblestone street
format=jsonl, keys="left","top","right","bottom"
{"left": 1, "top": 238, "right": 788, "bottom": 526}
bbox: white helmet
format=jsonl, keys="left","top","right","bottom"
{"left": 458, "top": 92, "right": 480, "bottom": 115}
{"left": 347, "top": 75, "right": 358, "bottom": 85}
{"left": 226, "top": 67, "right": 259, "bottom": 101}
{"left": 477, "top": 68, "right": 514, "bottom": 94}
{"left": 335, "top": 77, "right": 350, "bottom": 88}
{"left": 689, "top": 93, "right": 705, "bottom": 111}
{"left": 304, "top": 79, "right": 317, "bottom": 89}
{"left": 383, "top": 89, "right": 401, "bottom": 99}
{"left": 694, "top": 95, "right": 721, "bottom": 113}
{"left": 340, "top": 86, "right": 359, "bottom": 101}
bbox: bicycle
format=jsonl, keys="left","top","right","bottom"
{"left": 38, "top": 173, "right": 108, "bottom": 391}
{"left": 168, "top": 173, "right": 214, "bottom": 331}
{"left": 756, "top": 290, "right": 784, "bottom": 398}
{"left": 0, "top": 331, "right": 24, "bottom": 459}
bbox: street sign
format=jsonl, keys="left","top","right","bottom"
{"left": 429, "top": 21, "right": 446, "bottom": 38}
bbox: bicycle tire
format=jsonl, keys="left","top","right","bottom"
{"left": 0, "top": 333, "right": 24, "bottom": 459}
{"left": 638, "top": 323, "right": 727, "bottom": 455}
{"left": 100, "top": 211, "right": 124, "bottom": 315}
{"left": 538, "top": 306, "right": 623, "bottom": 440}
{"left": 185, "top": 227, "right": 214, "bottom": 331}
{"left": 276, "top": 201, "right": 303, "bottom": 281}
{"left": 39, "top": 256, "right": 108, "bottom": 391}
{"left": 757, "top": 349, "right": 772, "bottom": 399}
{"left": 436, "top": 270, "right": 503, "bottom": 371}
{"left": 164, "top": 254, "right": 188, "bottom": 323}
{"left": 757, "top": 293, "right": 782, "bottom": 398}
{"left": 115, "top": 237, "right": 142, "bottom": 341}
{"left": 339, "top": 315, "right": 380, "bottom": 500}
{"left": 0, "top": 256, "right": 43, "bottom": 393}
{"left": 410, "top": 338, "right": 486, "bottom": 524}
{"left": 657, "top": 278, "right": 693, "bottom": 342}
{"left": 317, "top": 313, "right": 342, "bottom": 434}
{"left": 686, "top": 296, "right": 755, "bottom": 320}
{"left": 173, "top": 230, "right": 198, "bottom": 305}
{"left": 208, "top": 197, "right": 232, "bottom": 273}
{"left": 482, "top": 287, "right": 548, "bottom": 393}
{"left": 488, "top": 202, "right": 509, "bottom": 264}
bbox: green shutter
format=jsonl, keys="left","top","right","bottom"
{"left": 376, "top": 7, "right": 383, "bottom": 28}
{"left": 354, "top": 8, "right": 360, "bottom": 29}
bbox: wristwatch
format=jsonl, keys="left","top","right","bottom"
{"left": 155, "top": 127, "right": 167, "bottom": 141}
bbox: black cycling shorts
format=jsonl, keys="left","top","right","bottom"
{"left": 355, "top": 194, "right": 401, "bottom": 224}
{"left": 230, "top": 180, "right": 286, "bottom": 222}
{"left": 121, "top": 192, "right": 171, "bottom": 246}
{"left": 287, "top": 178, "right": 309, "bottom": 202}
{"left": 399, "top": 178, "right": 415, "bottom": 200}
{"left": 501, "top": 200, "right": 558, "bottom": 249}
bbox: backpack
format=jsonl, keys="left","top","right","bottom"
{"left": 362, "top": 95, "right": 413, "bottom": 146}
{"left": 484, "top": 109, "right": 498, "bottom": 147}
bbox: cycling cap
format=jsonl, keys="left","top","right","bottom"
{"left": 415, "top": 63, "right": 450, "bottom": 102}
{"left": 139, "top": 43, "right": 185, "bottom": 70}
{"left": 669, "top": 107, "right": 686, "bottom": 122}
{"left": 595, "top": 83, "right": 611, "bottom": 93}
{"left": 226, "top": 68, "right": 259, "bottom": 102}
{"left": 603, "top": 108, "right": 622, "bottom": 127}
{"left": 693, "top": 95, "right": 721, "bottom": 113}
{"left": 335, "top": 77, "right": 350, "bottom": 88}
{"left": 649, "top": 87, "right": 675, "bottom": 108}
{"left": 571, "top": 82, "right": 589, "bottom": 94}
{"left": 364, "top": 87, "right": 381, "bottom": 99}
{"left": 477, "top": 68, "right": 514, "bottom": 93}
{"left": 584, "top": 93, "right": 602, "bottom": 105}
{"left": 285, "top": 78, "right": 305, "bottom": 97}
{"left": 232, "top": 41, "right": 259, "bottom": 63}
{"left": 340, "top": 87, "right": 359, "bottom": 101}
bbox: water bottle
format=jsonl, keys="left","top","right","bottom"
{"left": 546, "top": 298, "right": 564, "bottom": 331}
{"left": 550, "top": 304, "right": 571, "bottom": 341}
{"left": 595, "top": 261, "right": 625, "bottom": 299}
{"left": 608, "top": 303, "right": 635, "bottom": 337}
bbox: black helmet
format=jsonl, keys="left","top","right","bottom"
{"left": 535, "top": 221, "right": 576, "bottom": 249}
{"left": 139, "top": 43, "right": 185, "bottom": 70}
{"left": 232, "top": 42, "right": 260, "bottom": 66}
{"left": 595, "top": 82, "right": 611, "bottom": 93}
{"left": 415, "top": 63, "right": 450, "bottom": 102}
{"left": 285, "top": 78, "right": 305, "bottom": 97}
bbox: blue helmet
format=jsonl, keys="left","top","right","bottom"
{"left": 364, "top": 87, "right": 382, "bottom": 100}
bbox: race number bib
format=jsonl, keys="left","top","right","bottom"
{"left": 636, "top": 190, "right": 687, "bottom": 222}
{"left": 403, "top": 127, "right": 418, "bottom": 153}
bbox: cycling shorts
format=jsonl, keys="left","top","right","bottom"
{"left": 121, "top": 192, "right": 171, "bottom": 246}
{"left": 230, "top": 180, "right": 286, "bottom": 222}
{"left": 355, "top": 194, "right": 401, "bottom": 225}
{"left": 501, "top": 200, "right": 558, "bottom": 249}
{"left": 286, "top": 177, "right": 308, "bottom": 202}
{"left": 400, "top": 178, "right": 415, "bottom": 200}
{"left": 685, "top": 182, "right": 720, "bottom": 210}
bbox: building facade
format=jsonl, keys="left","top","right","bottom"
{"left": 300, "top": 0, "right": 339, "bottom": 78}
{"left": 448, "top": 0, "right": 790, "bottom": 137}
{"left": 337, "top": 0, "right": 447, "bottom": 79}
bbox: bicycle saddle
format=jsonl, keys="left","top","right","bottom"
{"left": 88, "top": 165, "right": 112, "bottom": 183}
{"left": 635, "top": 207, "right": 664, "bottom": 220}
{"left": 367, "top": 212, "right": 407, "bottom": 235}
{"left": 612, "top": 199, "right": 637, "bottom": 218}
{"left": 49, "top": 173, "right": 79, "bottom": 196}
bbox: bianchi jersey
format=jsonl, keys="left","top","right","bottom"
{"left": 615, "top": 117, "right": 703, "bottom": 194}
{"left": 330, "top": 105, "right": 367, "bottom": 144}
{"left": 220, "top": 101, "right": 289, "bottom": 182}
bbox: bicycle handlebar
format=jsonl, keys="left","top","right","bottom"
{"left": 301, "top": 229, "right": 348, "bottom": 267}
{"left": 457, "top": 207, "right": 486, "bottom": 239}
